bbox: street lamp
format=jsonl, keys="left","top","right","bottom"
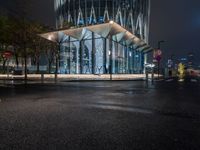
{"left": 157, "top": 40, "right": 165, "bottom": 79}
{"left": 158, "top": 40, "right": 165, "bottom": 49}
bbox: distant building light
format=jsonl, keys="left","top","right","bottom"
{"left": 135, "top": 55, "right": 139, "bottom": 58}
{"left": 108, "top": 50, "right": 111, "bottom": 56}
{"left": 180, "top": 58, "right": 187, "bottom": 61}
{"left": 189, "top": 54, "right": 194, "bottom": 57}
{"left": 145, "top": 63, "right": 155, "bottom": 68}
{"left": 188, "top": 62, "right": 192, "bottom": 64}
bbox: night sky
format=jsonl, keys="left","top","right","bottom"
{"left": 150, "top": 0, "right": 200, "bottom": 65}
{"left": 1, "top": 0, "right": 200, "bottom": 65}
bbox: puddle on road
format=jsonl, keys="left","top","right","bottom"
{"left": 119, "top": 89, "right": 149, "bottom": 95}
{"left": 105, "top": 92, "right": 125, "bottom": 97}
{"left": 31, "top": 96, "right": 53, "bottom": 102}
{"left": 85, "top": 103, "right": 153, "bottom": 114}
{"left": 104, "top": 89, "right": 149, "bottom": 97}
{"left": 94, "top": 85, "right": 113, "bottom": 88}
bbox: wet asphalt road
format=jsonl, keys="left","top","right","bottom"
{"left": 0, "top": 80, "right": 200, "bottom": 150}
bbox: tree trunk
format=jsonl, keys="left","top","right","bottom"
{"left": 36, "top": 61, "right": 40, "bottom": 74}
{"left": 2, "top": 59, "right": 7, "bottom": 74}
{"left": 55, "top": 43, "right": 60, "bottom": 82}
{"left": 36, "top": 53, "right": 40, "bottom": 74}
{"left": 24, "top": 47, "right": 27, "bottom": 81}
{"left": 48, "top": 61, "right": 52, "bottom": 74}
{"left": 15, "top": 54, "right": 19, "bottom": 68}
{"left": 14, "top": 48, "right": 19, "bottom": 68}
{"left": 55, "top": 56, "right": 58, "bottom": 82}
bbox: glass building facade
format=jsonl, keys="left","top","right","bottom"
{"left": 46, "top": 0, "right": 151, "bottom": 74}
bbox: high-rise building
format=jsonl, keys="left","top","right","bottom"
{"left": 40, "top": 0, "right": 153, "bottom": 74}
{"left": 187, "top": 52, "right": 195, "bottom": 68}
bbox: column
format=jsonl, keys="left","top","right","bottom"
{"left": 143, "top": 53, "right": 148, "bottom": 73}
{"left": 109, "top": 35, "right": 113, "bottom": 77}
{"left": 115, "top": 43, "right": 119, "bottom": 74}
{"left": 68, "top": 37, "right": 71, "bottom": 74}
{"left": 79, "top": 40, "right": 83, "bottom": 74}
{"left": 103, "top": 38, "right": 107, "bottom": 74}
{"left": 92, "top": 32, "right": 96, "bottom": 74}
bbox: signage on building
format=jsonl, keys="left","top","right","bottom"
{"left": 153, "top": 49, "right": 162, "bottom": 62}
{"left": 167, "top": 59, "right": 173, "bottom": 68}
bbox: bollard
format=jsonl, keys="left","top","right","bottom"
{"left": 146, "top": 72, "right": 148, "bottom": 82}
{"left": 7, "top": 60, "right": 9, "bottom": 79}
{"left": 41, "top": 73, "right": 44, "bottom": 83}
{"left": 54, "top": 74, "right": 58, "bottom": 83}
{"left": 151, "top": 72, "right": 154, "bottom": 83}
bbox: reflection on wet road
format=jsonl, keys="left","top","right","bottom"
{"left": 0, "top": 80, "right": 200, "bottom": 150}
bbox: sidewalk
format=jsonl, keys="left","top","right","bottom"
{"left": 0, "top": 74, "right": 155, "bottom": 81}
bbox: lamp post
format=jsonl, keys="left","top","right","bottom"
{"left": 158, "top": 40, "right": 165, "bottom": 49}
{"left": 157, "top": 40, "right": 165, "bottom": 79}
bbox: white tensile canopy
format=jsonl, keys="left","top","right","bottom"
{"left": 39, "top": 21, "right": 153, "bottom": 53}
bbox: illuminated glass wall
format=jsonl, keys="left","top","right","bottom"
{"left": 54, "top": 0, "right": 150, "bottom": 74}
